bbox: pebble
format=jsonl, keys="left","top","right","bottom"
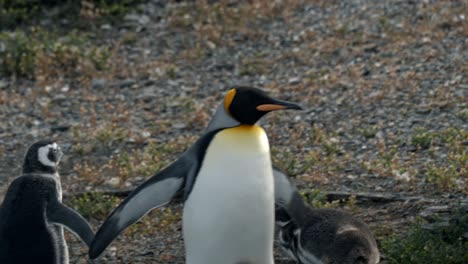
{"left": 172, "top": 123, "right": 186, "bottom": 129}
{"left": 106, "top": 177, "right": 121, "bottom": 187}
{"left": 119, "top": 79, "right": 137, "bottom": 88}
{"left": 90, "top": 78, "right": 107, "bottom": 89}
{"left": 288, "top": 77, "right": 301, "bottom": 85}
{"left": 0, "top": 80, "right": 7, "bottom": 89}
{"left": 61, "top": 85, "right": 70, "bottom": 93}
{"left": 124, "top": 14, "right": 151, "bottom": 25}
{"left": 101, "top": 24, "right": 112, "bottom": 30}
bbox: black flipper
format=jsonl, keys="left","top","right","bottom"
{"left": 88, "top": 159, "right": 188, "bottom": 258}
{"left": 273, "top": 168, "right": 308, "bottom": 226}
{"left": 47, "top": 199, "right": 95, "bottom": 247}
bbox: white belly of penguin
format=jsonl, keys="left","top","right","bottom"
{"left": 183, "top": 126, "right": 275, "bottom": 264}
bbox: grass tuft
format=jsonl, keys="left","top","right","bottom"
{"left": 381, "top": 211, "right": 468, "bottom": 264}
{"left": 0, "top": 28, "right": 111, "bottom": 82}
{"left": 411, "top": 128, "right": 433, "bottom": 150}
{"left": 69, "top": 193, "right": 121, "bottom": 220}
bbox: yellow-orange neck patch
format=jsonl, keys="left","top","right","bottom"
{"left": 224, "top": 88, "right": 236, "bottom": 114}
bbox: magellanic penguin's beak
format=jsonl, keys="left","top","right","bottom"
{"left": 256, "top": 99, "right": 303, "bottom": 112}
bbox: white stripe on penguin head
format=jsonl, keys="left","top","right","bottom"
{"left": 38, "top": 143, "right": 58, "bottom": 167}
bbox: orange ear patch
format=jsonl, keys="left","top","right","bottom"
{"left": 256, "top": 104, "right": 286, "bottom": 111}
{"left": 224, "top": 88, "right": 236, "bottom": 113}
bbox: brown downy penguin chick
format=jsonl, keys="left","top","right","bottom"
{"left": 274, "top": 169, "right": 380, "bottom": 264}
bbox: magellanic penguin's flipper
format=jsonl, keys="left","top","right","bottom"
{"left": 47, "top": 199, "right": 95, "bottom": 247}
{"left": 89, "top": 131, "right": 221, "bottom": 259}
{"left": 273, "top": 168, "right": 308, "bottom": 226}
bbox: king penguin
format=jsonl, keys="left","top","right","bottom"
{"left": 0, "top": 140, "right": 95, "bottom": 264}
{"left": 89, "top": 87, "right": 302, "bottom": 263}
{"left": 274, "top": 169, "right": 380, "bottom": 264}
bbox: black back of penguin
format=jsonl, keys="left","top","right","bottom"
{"left": 0, "top": 175, "right": 61, "bottom": 264}
{"left": 0, "top": 140, "right": 60, "bottom": 264}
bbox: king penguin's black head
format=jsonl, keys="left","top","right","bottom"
{"left": 224, "top": 87, "right": 302, "bottom": 125}
{"left": 23, "top": 140, "right": 63, "bottom": 174}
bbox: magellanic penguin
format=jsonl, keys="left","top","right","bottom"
{"left": 89, "top": 87, "right": 302, "bottom": 264}
{"left": 0, "top": 140, "right": 94, "bottom": 264}
{"left": 274, "top": 169, "right": 380, "bottom": 264}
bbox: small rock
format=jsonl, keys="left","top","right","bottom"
{"left": 61, "top": 84, "right": 69, "bottom": 93}
{"left": 0, "top": 80, "right": 8, "bottom": 89}
{"left": 420, "top": 205, "right": 450, "bottom": 217}
{"left": 119, "top": 79, "right": 136, "bottom": 88}
{"left": 101, "top": 24, "right": 112, "bottom": 30}
{"left": 134, "top": 176, "right": 144, "bottom": 182}
{"left": 124, "top": 14, "right": 150, "bottom": 25}
{"left": 172, "top": 123, "right": 186, "bottom": 129}
{"left": 416, "top": 105, "right": 431, "bottom": 114}
{"left": 91, "top": 79, "right": 107, "bottom": 89}
{"left": 108, "top": 246, "right": 117, "bottom": 257}
{"left": 288, "top": 77, "right": 301, "bottom": 85}
{"left": 375, "top": 131, "right": 384, "bottom": 139}
{"left": 141, "top": 131, "right": 151, "bottom": 138}
{"left": 422, "top": 37, "right": 431, "bottom": 43}
{"left": 106, "top": 177, "right": 121, "bottom": 187}
{"left": 206, "top": 41, "right": 216, "bottom": 50}
{"left": 363, "top": 44, "right": 379, "bottom": 53}
{"left": 392, "top": 170, "right": 411, "bottom": 182}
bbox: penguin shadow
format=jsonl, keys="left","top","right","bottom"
{"left": 274, "top": 169, "right": 380, "bottom": 264}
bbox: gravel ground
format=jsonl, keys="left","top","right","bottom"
{"left": 0, "top": 0, "right": 467, "bottom": 263}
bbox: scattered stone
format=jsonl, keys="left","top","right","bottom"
{"left": 172, "top": 123, "right": 186, "bottom": 129}
{"left": 392, "top": 170, "right": 411, "bottom": 182}
{"left": 61, "top": 84, "right": 70, "bottom": 93}
{"left": 101, "top": 24, "right": 112, "bottom": 30}
{"left": 419, "top": 205, "right": 450, "bottom": 218}
{"left": 119, "top": 79, "right": 137, "bottom": 88}
{"left": 0, "top": 80, "right": 7, "bottom": 89}
{"left": 141, "top": 131, "right": 151, "bottom": 138}
{"left": 90, "top": 78, "right": 107, "bottom": 89}
{"left": 288, "top": 77, "right": 301, "bottom": 85}
{"left": 124, "top": 13, "right": 151, "bottom": 25}
{"left": 105, "top": 177, "right": 121, "bottom": 188}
